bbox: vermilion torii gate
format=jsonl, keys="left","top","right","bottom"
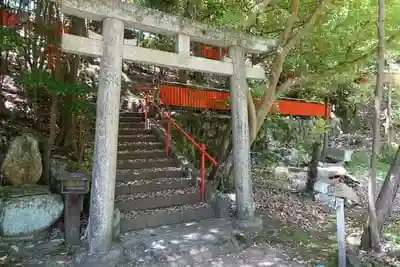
{"left": 54, "top": 0, "right": 275, "bottom": 257}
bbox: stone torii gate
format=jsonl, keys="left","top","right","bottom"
{"left": 54, "top": 0, "right": 275, "bottom": 262}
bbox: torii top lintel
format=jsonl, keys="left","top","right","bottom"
{"left": 54, "top": 0, "right": 276, "bottom": 53}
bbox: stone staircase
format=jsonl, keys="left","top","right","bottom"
{"left": 116, "top": 111, "right": 215, "bottom": 232}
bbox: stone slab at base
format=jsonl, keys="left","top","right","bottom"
{"left": 214, "top": 193, "right": 232, "bottom": 218}
{"left": 0, "top": 229, "right": 49, "bottom": 242}
{"left": 326, "top": 147, "right": 353, "bottom": 162}
{"left": 72, "top": 243, "right": 123, "bottom": 267}
{"left": 234, "top": 216, "right": 263, "bottom": 233}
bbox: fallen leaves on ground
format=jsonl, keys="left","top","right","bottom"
{"left": 252, "top": 167, "right": 330, "bottom": 232}
{"left": 251, "top": 165, "right": 400, "bottom": 266}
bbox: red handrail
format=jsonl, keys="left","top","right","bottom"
{"left": 144, "top": 92, "right": 218, "bottom": 201}
{"left": 168, "top": 115, "right": 217, "bottom": 166}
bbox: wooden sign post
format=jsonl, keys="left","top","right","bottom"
{"left": 336, "top": 197, "right": 346, "bottom": 267}
{"left": 57, "top": 172, "right": 90, "bottom": 248}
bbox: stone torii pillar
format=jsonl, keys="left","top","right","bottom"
{"left": 74, "top": 17, "right": 125, "bottom": 267}
{"left": 229, "top": 46, "right": 262, "bottom": 232}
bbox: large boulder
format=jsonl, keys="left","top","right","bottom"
{"left": 273, "top": 164, "right": 360, "bottom": 197}
{"left": 317, "top": 165, "right": 347, "bottom": 180}
{"left": 314, "top": 180, "right": 359, "bottom": 208}
{"left": 1, "top": 134, "right": 42, "bottom": 185}
{"left": 0, "top": 187, "right": 64, "bottom": 237}
{"left": 326, "top": 147, "right": 353, "bottom": 163}
{"left": 272, "top": 166, "right": 308, "bottom": 192}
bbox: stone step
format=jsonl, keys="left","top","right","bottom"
{"left": 119, "top": 121, "right": 147, "bottom": 128}
{"left": 115, "top": 187, "right": 201, "bottom": 212}
{"left": 119, "top": 116, "right": 145, "bottom": 123}
{"left": 120, "top": 203, "right": 215, "bottom": 232}
{"left": 119, "top": 116, "right": 144, "bottom": 123}
{"left": 120, "top": 112, "right": 144, "bottom": 118}
{"left": 115, "top": 178, "right": 192, "bottom": 195}
{"left": 120, "top": 218, "right": 239, "bottom": 266}
{"left": 116, "top": 167, "right": 183, "bottom": 181}
{"left": 119, "top": 128, "right": 152, "bottom": 135}
{"left": 117, "top": 158, "right": 178, "bottom": 169}
{"left": 118, "top": 134, "right": 159, "bottom": 143}
{"left": 118, "top": 141, "right": 164, "bottom": 151}
{"left": 119, "top": 122, "right": 146, "bottom": 129}
{"left": 118, "top": 148, "right": 166, "bottom": 160}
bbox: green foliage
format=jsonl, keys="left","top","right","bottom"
{"left": 252, "top": 114, "right": 328, "bottom": 162}
{"left": 67, "top": 147, "right": 94, "bottom": 172}
{"left": 172, "top": 112, "right": 230, "bottom": 170}
{"left": 250, "top": 84, "right": 266, "bottom": 99}
{"left": 379, "top": 143, "right": 398, "bottom": 165}
{"left": 70, "top": 100, "right": 94, "bottom": 114}
{"left": 15, "top": 70, "right": 96, "bottom": 116}
{"left": 16, "top": 70, "right": 91, "bottom": 96}
{"left": 347, "top": 151, "right": 391, "bottom": 179}
{"left": 0, "top": 27, "right": 25, "bottom": 51}
{"left": 313, "top": 117, "right": 330, "bottom": 135}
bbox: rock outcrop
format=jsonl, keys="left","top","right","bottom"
{"left": 272, "top": 164, "right": 360, "bottom": 206}
{"left": 1, "top": 134, "right": 42, "bottom": 185}
{"left": 0, "top": 186, "right": 64, "bottom": 237}
{"left": 272, "top": 166, "right": 308, "bottom": 192}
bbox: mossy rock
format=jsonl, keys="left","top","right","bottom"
{"left": 1, "top": 134, "right": 42, "bottom": 185}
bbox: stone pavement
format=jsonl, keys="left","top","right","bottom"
{"left": 195, "top": 244, "right": 306, "bottom": 267}
{"left": 9, "top": 218, "right": 307, "bottom": 267}
{"left": 118, "top": 217, "right": 307, "bottom": 266}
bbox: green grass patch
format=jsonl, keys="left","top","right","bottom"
{"left": 346, "top": 151, "right": 391, "bottom": 181}
{"left": 268, "top": 224, "right": 339, "bottom": 266}
{"left": 383, "top": 218, "right": 400, "bottom": 246}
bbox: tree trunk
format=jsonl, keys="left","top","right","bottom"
{"left": 248, "top": 90, "right": 258, "bottom": 141}
{"left": 307, "top": 142, "right": 321, "bottom": 191}
{"left": 42, "top": 4, "right": 62, "bottom": 186}
{"left": 321, "top": 97, "right": 330, "bottom": 160}
{"left": 386, "top": 84, "right": 394, "bottom": 144}
{"left": 208, "top": 122, "right": 231, "bottom": 181}
{"left": 216, "top": 142, "right": 234, "bottom": 192}
{"left": 361, "top": 146, "right": 400, "bottom": 248}
{"left": 361, "top": 0, "right": 385, "bottom": 251}
{"left": 62, "top": 16, "right": 86, "bottom": 149}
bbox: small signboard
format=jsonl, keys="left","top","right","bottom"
{"left": 57, "top": 172, "right": 90, "bottom": 194}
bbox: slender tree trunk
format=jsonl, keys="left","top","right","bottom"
{"left": 361, "top": 146, "right": 400, "bottom": 247}
{"left": 248, "top": 90, "right": 258, "bottom": 141}
{"left": 62, "top": 17, "right": 86, "bottom": 149}
{"left": 43, "top": 26, "right": 61, "bottom": 187}
{"left": 307, "top": 142, "right": 321, "bottom": 191}
{"left": 208, "top": 122, "right": 231, "bottom": 181}
{"left": 321, "top": 97, "right": 330, "bottom": 160}
{"left": 375, "top": 147, "right": 400, "bottom": 227}
{"left": 361, "top": 0, "right": 385, "bottom": 251}
{"left": 386, "top": 84, "right": 393, "bottom": 144}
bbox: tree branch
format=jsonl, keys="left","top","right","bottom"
{"left": 261, "top": 20, "right": 306, "bottom": 35}
{"left": 333, "top": 32, "right": 400, "bottom": 70}
{"left": 277, "top": 76, "right": 298, "bottom": 93}
{"left": 243, "top": 0, "right": 274, "bottom": 28}
{"left": 281, "top": 0, "right": 299, "bottom": 45}
{"left": 283, "top": 0, "right": 332, "bottom": 55}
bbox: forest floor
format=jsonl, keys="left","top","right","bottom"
{"left": 7, "top": 154, "right": 399, "bottom": 267}
{"left": 250, "top": 147, "right": 400, "bottom": 267}
{"left": 3, "top": 127, "right": 399, "bottom": 266}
